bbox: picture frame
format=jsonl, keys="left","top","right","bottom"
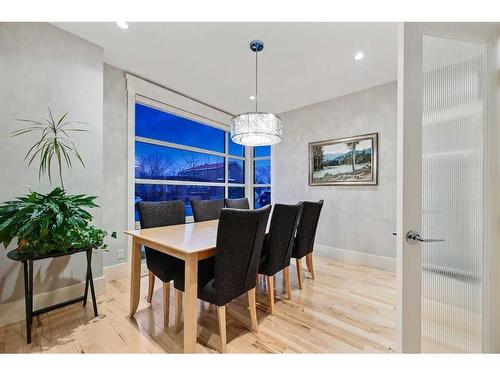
{"left": 308, "top": 132, "right": 378, "bottom": 186}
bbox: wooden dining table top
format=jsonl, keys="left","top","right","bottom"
{"left": 124, "top": 219, "right": 218, "bottom": 259}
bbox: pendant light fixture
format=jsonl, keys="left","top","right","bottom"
{"left": 231, "top": 40, "right": 282, "bottom": 146}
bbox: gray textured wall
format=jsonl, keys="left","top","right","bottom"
{"left": 102, "top": 64, "right": 128, "bottom": 267}
{"left": 0, "top": 23, "right": 104, "bottom": 303}
{"left": 274, "top": 82, "right": 397, "bottom": 258}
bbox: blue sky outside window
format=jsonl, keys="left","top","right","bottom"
{"left": 253, "top": 145, "right": 271, "bottom": 157}
{"left": 135, "top": 103, "right": 225, "bottom": 153}
{"left": 228, "top": 137, "right": 245, "bottom": 157}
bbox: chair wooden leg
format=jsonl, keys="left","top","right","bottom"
{"left": 306, "top": 253, "right": 315, "bottom": 280}
{"left": 217, "top": 305, "right": 227, "bottom": 353}
{"left": 147, "top": 271, "right": 155, "bottom": 303}
{"left": 283, "top": 266, "right": 292, "bottom": 300}
{"left": 174, "top": 289, "right": 183, "bottom": 334}
{"left": 296, "top": 258, "right": 303, "bottom": 290}
{"left": 266, "top": 275, "right": 275, "bottom": 314}
{"left": 162, "top": 282, "right": 170, "bottom": 328}
{"left": 248, "top": 288, "right": 258, "bottom": 333}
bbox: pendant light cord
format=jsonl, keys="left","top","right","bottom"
{"left": 255, "top": 48, "right": 258, "bottom": 113}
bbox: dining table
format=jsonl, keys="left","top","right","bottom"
{"left": 124, "top": 219, "right": 218, "bottom": 353}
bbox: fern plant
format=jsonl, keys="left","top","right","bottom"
{"left": 11, "top": 109, "right": 87, "bottom": 189}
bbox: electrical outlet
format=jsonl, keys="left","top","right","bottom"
{"left": 117, "top": 248, "right": 125, "bottom": 259}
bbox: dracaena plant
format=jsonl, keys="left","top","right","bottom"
{"left": 0, "top": 188, "right": 116, "bottom": 256}
{"left": 11, "top": 109, "right": 87, "bottom": 189}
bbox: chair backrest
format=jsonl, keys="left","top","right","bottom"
{"left": 262, "top": 203, "right": 303, "bottom": 275}
{"left": 224, "top": 198, "right": 250, "bottom": 209}
{"left": 137, "top": 200, "right": 185, "bottom": 229}
{"left": 292, "top": 200, "right": 324, "bottom": 259}
{"left": 190, "top": 199, "right": 224, "bottom": 222}
{"left": 214, "top": 205, "right": 271, "bottom": 302}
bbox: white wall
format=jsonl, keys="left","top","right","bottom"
{"left": 274, "top": 82, "right": 397, "bottom": 266}
{"left": 102, "top": 63, "right": 128, "bottom": 267}
{"left": 0, "top": 23, "right": 104, "bottom": 303}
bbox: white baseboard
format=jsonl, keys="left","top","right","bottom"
{"left": 315, "top": 244, "right": 396, "bottom": 272}
{"left": 0, "top": 276, "right": 106, "bottom": 328}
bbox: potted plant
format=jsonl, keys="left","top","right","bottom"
{"left": 0, "top": 109, "right": 115, "bottom": 257}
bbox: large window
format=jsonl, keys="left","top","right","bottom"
{"left": 253, "top": 146, "right": 271, "bottom": 208}
{"left": 135, "top": 103, "right": 245, "bottom": 221}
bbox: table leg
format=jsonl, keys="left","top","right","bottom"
{"left": 129, "top": 238, "right": 142, "bottom": 317}
{"left": 183, "top": 254, "right": 198, "bottom": 353}
{"left": 22, "top": 260, "right": 31, "bottom": 344}
{"left": 86, "top": 249, "right": 98, "bottom": 317}
{"left": 28, "top": 260, "right": 33, "bottom": 338}
{"left": 83, "top": 252, "right": 90, "bottom": 307}
{"left": 83, "top": 274, "right": 90, "bottom": 306}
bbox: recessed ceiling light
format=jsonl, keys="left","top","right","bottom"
{"left": 354, "top": 51, "right": 364, "bottom": 61}
{"left": 116, "top": 22, "right": 129, "bottom": 30}
{"left": 249, "top": 95, "right": 256, "bottom": 100}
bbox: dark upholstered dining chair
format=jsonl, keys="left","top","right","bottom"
{"left": 258, "top": 203, "right": 302, "bottom": 314}
{"left": 172, "top": 205, "right": 271, "bottom": 352}
{"left": 291, "top": 200, "right": 324, "bottom": 289}
{"left": 224, "top": 197, "right": 250, "bottom": 209}
{"left": 136, "top": 200, "right": 185, "bottom": 328}
{"left": 190, "top": 199, "right": 224, "bottom": 222}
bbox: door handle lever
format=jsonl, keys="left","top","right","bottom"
{"left": 406, "top": 230, "right": 445, "bottom": 244}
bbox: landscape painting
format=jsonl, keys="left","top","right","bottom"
{"left": 309, "top": 133, "right": 378, "bottom": 185}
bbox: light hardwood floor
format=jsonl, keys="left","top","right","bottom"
{"left": 0, "top": 257, "right": 396, "bottom": 353}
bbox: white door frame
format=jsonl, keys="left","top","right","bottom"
{"left": 396, "top": 22, "right": 500, "bottom": 353}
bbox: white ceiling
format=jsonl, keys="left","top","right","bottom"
{"left": 54, "top": 22, "right": 398, "bottom": 115}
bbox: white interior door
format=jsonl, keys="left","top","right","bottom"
{"left": 397, "top": 23, "right": 500, "bottom": 353}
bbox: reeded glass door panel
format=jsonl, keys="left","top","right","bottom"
{"left": 421, "top": 35, "right": 486, "bottom": 353}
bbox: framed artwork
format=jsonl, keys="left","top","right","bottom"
{"left": 309, "top": 132, "right": 378, "bottom": 186}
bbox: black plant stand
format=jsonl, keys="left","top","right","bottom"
{"left": 7, "top": 247, "right": 98, "bottom": 344}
